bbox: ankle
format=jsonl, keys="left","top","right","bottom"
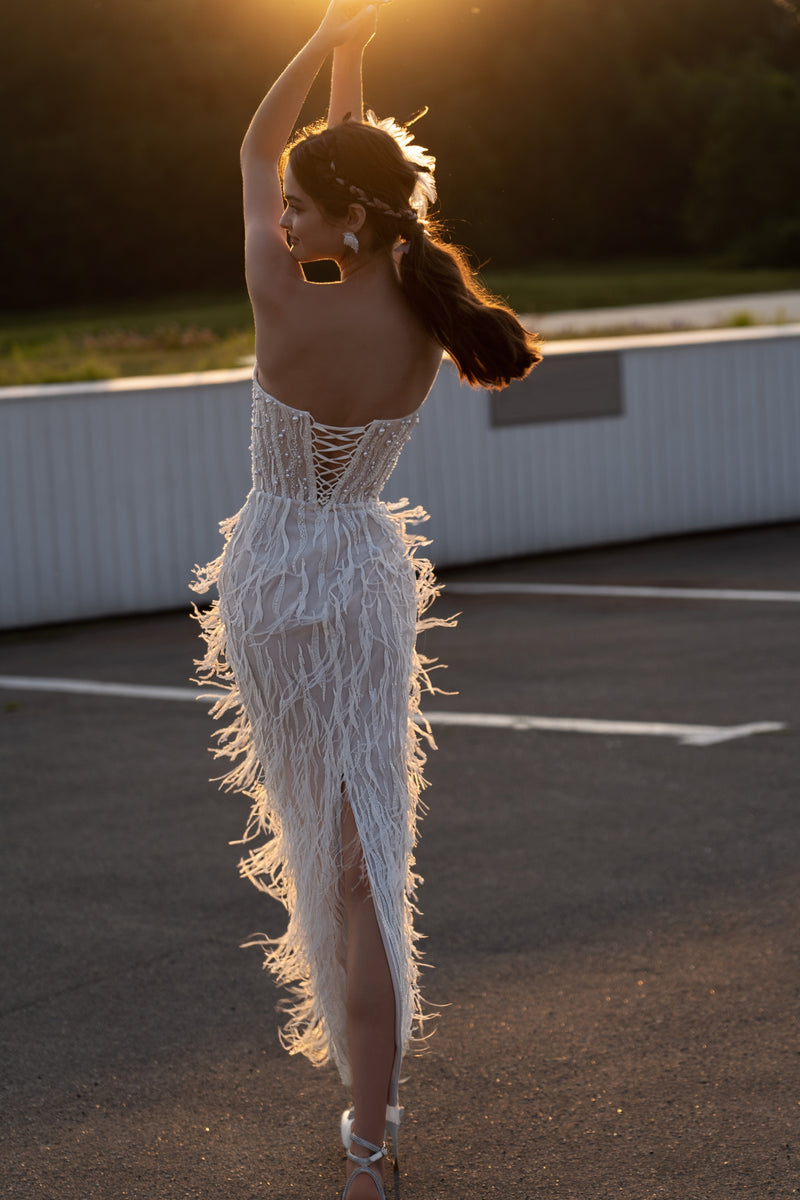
{"left": 348, "top": 1132, "right": 387, "bottom": 1159}
{"left": 350, "top": 1130, "right": 386, "bottom": 1157}
{"left": 347, "top": 1132, "right": 386, "bottom": 1167}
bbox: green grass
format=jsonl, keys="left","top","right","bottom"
{"left": 0, "top": 293, "right": 255, "bottom": 387}
{"left": 483, "top": 262, "right": 800, "bottom": 313}
{"left": 2, "top": 262, "right": 800, "bottom": 386}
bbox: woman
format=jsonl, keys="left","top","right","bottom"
{"left": 193, "top": 3, "right": 541, "bottom": 1197}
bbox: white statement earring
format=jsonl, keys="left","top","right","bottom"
{"left": 343, "top": 231, "right": 360, "bottom": 253}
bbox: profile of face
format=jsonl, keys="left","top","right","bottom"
{"left": 280, "top": 163, "right": 363, "bottom": 264}
{"left": 280, "top": 164, "right": 331, "bottom": 262}
{"left": 278, "top": 164, "right": 347, "bottom": 265}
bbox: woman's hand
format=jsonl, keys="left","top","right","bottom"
{"left": 315, "top": 0, "right": 381, "bottom": 52}
{"left": 343, "top": 0, "right": 380, "bottom": 50}
{"left": 327, "top": 0, "right": 382, "bottom": 125}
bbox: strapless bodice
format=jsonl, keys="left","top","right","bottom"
{"left": 249, "top": 377, "right": 420, "bottom": 507}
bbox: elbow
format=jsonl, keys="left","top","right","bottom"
{"left": 240, "top": 135, "right": 281, "bottom": 173}
{"left": 240, "top": 125, "right": 261, "bottom": 169}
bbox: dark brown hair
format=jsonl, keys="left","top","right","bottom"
{"left": 284, "top": 119, "right": 542, "bottom": 390}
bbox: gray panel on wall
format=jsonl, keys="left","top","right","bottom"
{"left": 491, "top": 350, "right": 623, "bottom": 426}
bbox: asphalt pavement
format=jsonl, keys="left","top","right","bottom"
{"left": 1, "top": 522, "right": 798, "bottom": 1200}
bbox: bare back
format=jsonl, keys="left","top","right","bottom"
{"left": 252, "top": 270, "right": 443, "bottom": 428}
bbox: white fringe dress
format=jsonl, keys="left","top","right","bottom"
{"left": 192, "top": 372, "right": 447, "bottom": 1098}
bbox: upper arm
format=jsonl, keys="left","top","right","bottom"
{"left": 241, "top": 153, "right": 303, "bottom": 304}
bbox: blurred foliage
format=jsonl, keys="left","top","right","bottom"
{"left": 1, "top": 0, "right": 799, "bottom": 310}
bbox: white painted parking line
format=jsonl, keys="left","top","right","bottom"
{"left": 422, "top": 711, "right": 785, "bottom": 747}
{"left": 0, "top": 675, "right": 214, "bottom": 704}
{"left": 445, "top": 582, "right": 800, "bottom": 603}
{"left": 0, "top": 675, "right": 786, "bottom": 747}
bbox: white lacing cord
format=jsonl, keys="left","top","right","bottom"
{"left": 310, "top": 424, "right": 365, "bottom": 505}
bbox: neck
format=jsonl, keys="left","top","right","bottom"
{"left": 339, "top": 247, "right": 394, "bottom": 285}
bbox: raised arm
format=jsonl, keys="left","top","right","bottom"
{"left": 327, "top": 5, "right": 379, "bottom": 127}
{"left": 241, "top": 36, "right": 331, "bottom": 175}
{"left": 240, "top": 1, "right": 377, "bottom": 301}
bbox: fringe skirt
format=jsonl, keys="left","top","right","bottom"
{"left": 192, "top": 487, "right": 449, "bottom": 1087}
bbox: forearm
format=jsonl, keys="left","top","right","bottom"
{"left": 241, "top": 33, "right": 330, "bottom": 166}
{"left": 328, "top": 43, "right": 364, "bottom": 126}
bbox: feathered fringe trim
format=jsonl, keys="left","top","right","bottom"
{"left": 191, "top": 495, "right": 454, "bottom": 1080}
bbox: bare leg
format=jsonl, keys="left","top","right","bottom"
{"left": 342, "top": 799, "right": 396, "bottom": 1199}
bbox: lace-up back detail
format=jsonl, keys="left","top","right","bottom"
{"left": 310, "top": 421, "right": 376, "bottom": 507}
{"left": 250, "top": 375, "right": 420, "bottom": 507}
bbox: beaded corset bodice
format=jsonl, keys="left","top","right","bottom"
{"left": 250, "top": 377, "right": 420, "bottom": 507}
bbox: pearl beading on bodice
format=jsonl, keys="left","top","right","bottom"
{"left": 249, "top": 378, "right": 420, "bottom": 507}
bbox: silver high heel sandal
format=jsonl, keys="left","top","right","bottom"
{"left": 340, "top": 1104, "right": 402, "bottom": 1164}
{"left": 340, "top": 1107, "right": 402, "bottom": 1200}
{"left": 341, "top": 1132, "right": 388, "bottom": 1200}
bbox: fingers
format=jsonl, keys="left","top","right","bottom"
{"left": 338, "top": 0, "right": 378, "bottom": 20}
{"left": 317, "top": 0, "right": 385, "bottom": 49}
{"left": 350, "top": 1, "right": 385, "bottom": 39}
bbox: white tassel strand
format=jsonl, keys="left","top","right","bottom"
{"left": 191, "top": 375, "right": 454, "bottom": 1083}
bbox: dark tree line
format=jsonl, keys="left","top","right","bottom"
{"left": 2, "top": 0, "right": 799, "bottom": 310}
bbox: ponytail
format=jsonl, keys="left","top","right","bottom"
{"left": 287, "top": 115, "right": 542, "bottom": 389}
{"left": 399, "top": 225, "right": 542, "bottom": 389}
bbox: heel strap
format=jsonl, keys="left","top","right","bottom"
{"left": 342, "top": 1135, "right": 388, "bottom": 1200}
{"left": 347, "top": 1132, "right": 387, "bottom": 1166}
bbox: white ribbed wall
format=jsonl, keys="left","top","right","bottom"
{"left": 393, "top": 326, "right": 800, "bottom": 563}
{"left": 2, "top": 326, "right": 799, "bottom": 629}
{"left": 1, "top": 372, "right": 250, "bottom": 629}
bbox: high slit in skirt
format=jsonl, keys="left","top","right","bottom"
{"left": 192, "top": 484, "right": 451, "bottom": 1097}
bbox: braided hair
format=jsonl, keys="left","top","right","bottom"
{"left": 329, "top": 164, "right": 418, "bottom": 224}
{"left": 283, "top": 116, "right": 541, "bottom": 390}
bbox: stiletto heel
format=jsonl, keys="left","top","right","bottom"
{"left": 386, "top": 1099, "right": 402, "bottom": 1166}
{"left": 341, "top": 1132, "right": 388, "bottom": 1200}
